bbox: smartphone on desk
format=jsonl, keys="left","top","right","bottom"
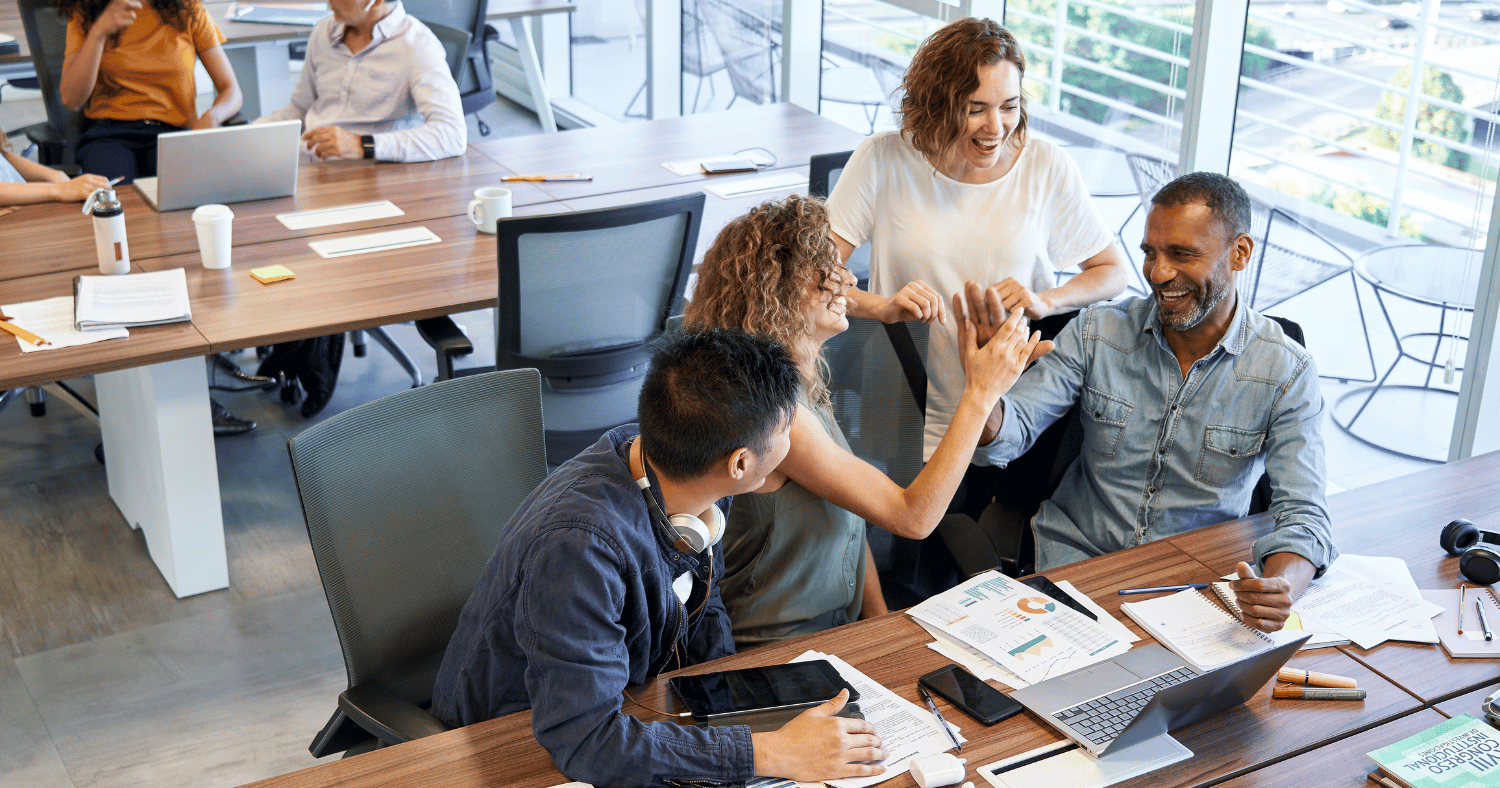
{"left": 919, "top": 664, "right": 1022, "bottom": 726}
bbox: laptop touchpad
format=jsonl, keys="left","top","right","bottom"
{"left": 1061, "top": 662, "right": 1142, "bottom": 697}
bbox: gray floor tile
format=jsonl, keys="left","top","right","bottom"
{"left": 16, "top": 588, "right": 345, "bottom": 788}
{"left": 0, "top": 653, "right": 74, "bottom": 788}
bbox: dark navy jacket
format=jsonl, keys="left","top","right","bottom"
{"left": 431, "top": 425, "right": 750, "bottom": 787}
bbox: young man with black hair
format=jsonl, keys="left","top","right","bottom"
{"left": 963, "top": 172, "right": 1337, "bottom": 634}
{"left": 432, "top": 328, "right": 887, "bottom": 787}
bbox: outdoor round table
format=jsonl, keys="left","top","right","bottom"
{"left": 1334, "top": 243, "right": 1477, "bottom": 462}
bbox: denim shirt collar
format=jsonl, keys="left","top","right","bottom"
{"left": 327, "top": 0, "right": 406, "bottom": 50}
{"left": 1142, "top": 293, "right": 1250, "bottom": 359}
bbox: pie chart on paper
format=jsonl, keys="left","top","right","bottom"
{"left": 1017, "top": 597, "right": 1056, "bottom": 615}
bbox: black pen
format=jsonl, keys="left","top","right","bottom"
{"left": 917, "top": 685, "right": 962, "bottom": 753}
{"left": 1117, "top": 583, "right": 1209, "bottom": 595}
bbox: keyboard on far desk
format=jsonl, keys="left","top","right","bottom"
{"left": 1054, "top": 667, "right": 1197, "bottom": 745}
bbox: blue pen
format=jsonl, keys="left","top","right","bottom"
{"left": 1117, "top": 583, "right": 1210, "bottom": 595}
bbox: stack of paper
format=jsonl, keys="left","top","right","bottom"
{"left": 908, "top": 572, "right": 1132, "bottom": 686}
{"left": 790, "top": 651, "right": 962, "bottom": 788}
{"left": 73, "top": 268, "right": 191, "bottom": 331}
{"left": 1292, "top": 558, "right": 1442, "bottom": 649}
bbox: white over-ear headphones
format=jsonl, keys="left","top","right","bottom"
{"left": 636, "top": 473, "right": 725, "bottom": 554}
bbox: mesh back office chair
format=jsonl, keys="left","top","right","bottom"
{"left": 625, "top": 0, "right": 727, "bottom": 118}
{"left": 934, "top": 316, "right": 1307, "bottom": 580}
{"left": 289, "top": 369, "right": 547, "bottom": 758}
{"left": 18, "top": 0, "right": 79, "bottom": 166}
{"left": 700, "top": 0, "right": 778, "bottom": 108}
{"left": 425, "top": 192, "right": 704, "bottom": 464}
{"left": 405, "top": 0, "right": 498, "bottom": 135}
{"left": 808, "top": 150, "right": 870, "bottom": 285}
{"left": 1124, "top": 153, "right": 1374, "bottom": 382}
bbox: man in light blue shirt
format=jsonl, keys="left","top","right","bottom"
{"left": 970, "top": 172, "right": 1335, "bottom": 632}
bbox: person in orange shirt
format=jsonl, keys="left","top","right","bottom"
{"left": 58, "top": 0, "right": 242, "bottom": 181}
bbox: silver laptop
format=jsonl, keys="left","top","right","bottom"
{"left": 135, "top": 120, "right": 301, "bottom": 211}
{"left": 1010, "top": 634, "right": 1310, "bottom": 757}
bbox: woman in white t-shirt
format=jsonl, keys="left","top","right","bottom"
{"left": 829, "top": 17, "right": 1128, "bottom": 464}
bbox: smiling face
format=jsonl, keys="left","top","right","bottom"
{"left": 941, "top": 60, "right": 1023, "bottom": 182}
{"left": 803, "top": 256, "right": 853, "bottom": 345}
{"left": 1141, "top": 201, "right": 1247, "bottom": 334}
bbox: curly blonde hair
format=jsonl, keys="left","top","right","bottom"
{"left": 899, "top": 17, "right": 1028, "bottom": 162}
{"left": 684, "top": 195, "right": 843, "bottom": 405}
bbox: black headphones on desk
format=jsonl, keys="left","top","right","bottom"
{"left": 1440, "top": 519, "right": 1500, "bottom": 585}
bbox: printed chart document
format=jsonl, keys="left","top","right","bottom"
{"left": 1120, "top": 590, "right": 1274, "bottom": 672}
{"left": 1293, "top": 563, "right": 1443, "bottom": 649}
{"left": 921, "top": 580, "right": 1138, "bottom": 690}
{"left": 276, "top": 200, "right": 404, "bottom": 230}
{"left": 908, "top": 571, "right": 1129, "bottom": 685}
{"left": 978, "top": 735, "right": 1192, "bottom": 788}
{"left": 73, "top": 268, "right": 191, "bottom": 331}
{"left": 790, "top": 651, "right": 962, "bottom": 788}
{"left": 2, "top": 296, "right": 128, "bottom": 352}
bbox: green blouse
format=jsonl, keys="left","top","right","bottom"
{"left": 719, "top": 387, "right": 866, "bottom": 648}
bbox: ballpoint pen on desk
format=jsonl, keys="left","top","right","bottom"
{"left": 1117, "top": 583, "right": 1210, "bottom": 595}
{"left": 1460, "top": 584, "right": 1468, "bottom": 635}
{"left": 1478, "top": 598, "right": 1493, "bottom": 641}
{"left": 917, "top": 685, "right": 963, "bottom": 753}
{"left": 500, "top": 174, "right": 593, "bottom": 182}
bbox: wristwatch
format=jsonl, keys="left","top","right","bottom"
{"left": 361, "top": 134, "right": 375, "bottom": 160}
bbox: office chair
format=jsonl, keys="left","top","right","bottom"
{"left": 808, "top": 150, "right": 870, "bottom": 285}
{"left": 18, "top": 0, "right": 79, "bottom": 167}
{"left": 626, "top": 0, "right": 726, "bottom": 117}
{"left": 423, "top": 192, "right": 704, "bottom": 464}
{"left": 934, "top": 316, "right": 1307, "bottom": 580}
{"left": 700, "top": 0, "right": 778, "bottom": 108}
{"left": 822, "top": 315, "right": 936, "bottom": 607}
{"left": 405, "top": 0, "right": 498, "bottom": 136}
{"left": 288, "top": 369, "right": 546, "bottom": 758}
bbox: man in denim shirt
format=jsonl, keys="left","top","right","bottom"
{"left": 969, "top": 172, "right": 1336, "bottom": 633}
{"left": 432, "top": 329, "right": 887, "bottom": 787}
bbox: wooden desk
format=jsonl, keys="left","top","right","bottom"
{"left": 0, "top": 148, "right": 532, "bottom": 280}
{"left": 1169, "top": 450, "right": 1500, "bottom": 704}
{"left": 234, "top": 538, "right": 1421, "bottom": 788}
{"left": 469, "top": 103, "right": 864, "bottom": 203}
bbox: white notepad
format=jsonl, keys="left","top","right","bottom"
{"left": 276, "top": 201, "right": 404, "bottom": 230}
{"left": 1120, "top": 590, "right": 1274, "bottom": 672}
{"left": 307, "top": 226, "right": 441, "bottom": 258}
{"left": 73, "top": 267, "right": 192, "bottom": 331}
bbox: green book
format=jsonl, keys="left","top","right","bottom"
{"left": 1368, "top": 714, "right": 1500, "bottom": 788}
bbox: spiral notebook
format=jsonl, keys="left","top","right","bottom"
{"left": 1211, "top": 581, "right": 1348, "bottom": 649}
{"left": 1120, "top": 590, "right": 1274, "bottom": 672}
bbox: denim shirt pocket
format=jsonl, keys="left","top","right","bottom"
{"left": 1081, "top": 386, "right": 1133, "bottom": 459}
{"left": 1196, "top": 425, "right": 1266, "bottom": 487}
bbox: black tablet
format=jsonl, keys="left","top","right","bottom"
{"left": 668, "top": 659, "right": 860, "bottom": 722}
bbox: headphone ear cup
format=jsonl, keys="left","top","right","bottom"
{"left": 1442, "top": 519, "right": 1479, "bottom": 556}
{"left": 669, "top": 513, "right": 711, "bottom": 554}
{"left": 1461, "top": 546, "right": 1500, "bottom": 586}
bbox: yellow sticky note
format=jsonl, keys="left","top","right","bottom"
{"left": 250, "top": 265, "right": 295, "bottom": 284}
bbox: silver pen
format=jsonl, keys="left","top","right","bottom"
{"left": 918, "top": 685, "right": 962, "bottom": 753}
{"left": 1478, "top": 599, "right": 1493, "bottom": 641}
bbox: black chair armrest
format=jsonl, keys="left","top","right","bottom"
{"left": 934, "top": 502, "right": 1031, "bottom": 579}
{"left": 337, "top": 682, "right": 452, "bottom": 745}
{"left": 415, "top": 316, "right": 473, "bottom": 358}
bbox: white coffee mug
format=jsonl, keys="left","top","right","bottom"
{"left": 468, "top": 187, "right": 513, "bottom": 234}
{"left": 191, "top": 204, "right": 234, "bottom": 269}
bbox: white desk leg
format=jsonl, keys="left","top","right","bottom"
{"left": 509, "top": 16, "right": 556, "bottom": 134}
{"left": 96, "top": 358, "right": 229, "bottom": 598}
{"left": 223, "top": 39, "right": 293, "bottom": 120}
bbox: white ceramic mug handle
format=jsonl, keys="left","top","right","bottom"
{"left": 468, "top": 198, "right": 484, "bottom": 228}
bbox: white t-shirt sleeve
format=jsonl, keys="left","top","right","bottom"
{"left": 1039, "top": 148, "right": 1115, "bottom": 270}
{"left": 826, "top": 135, "right": 881, "bottom": 249}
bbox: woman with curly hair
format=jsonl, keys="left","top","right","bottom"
{"left": 829, "top": 17, "right": 1126, "bottom": 468}
{"left": 684, "top": 194, "right": 1049, "bottom": 647}
{"left": 59, "top": 0, "right": 242, "bottom": 180}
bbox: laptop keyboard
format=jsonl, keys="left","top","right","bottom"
{"left": 1052, "top": 667, "right": 1197, "bottom": 744}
